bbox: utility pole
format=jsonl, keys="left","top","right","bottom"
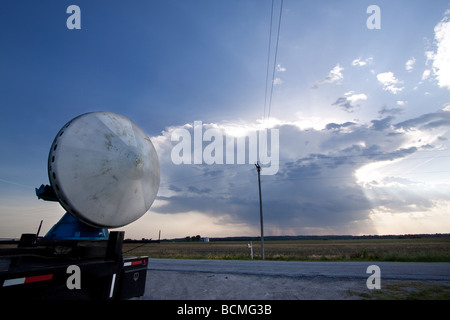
{"left": 255, "top": 162, "right": 264, "bottom": 260}
{"left": 36, "top": 220, "right": 43, "bottom": 237}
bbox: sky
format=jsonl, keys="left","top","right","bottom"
{"left": 1, "top": 0, "right": 450, "bottom": 240}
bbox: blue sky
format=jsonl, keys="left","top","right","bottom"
{"left": 1, "top": 1, "right": 450, "bottom": 239}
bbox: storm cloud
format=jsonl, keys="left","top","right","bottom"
{"left": 150, "top": 108, "right": 450, "bottom": 235}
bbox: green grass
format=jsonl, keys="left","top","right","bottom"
{"left": 122, "top": 237, "right": 450, "bottom": 262}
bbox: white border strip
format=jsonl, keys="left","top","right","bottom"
{"left": 109, "top": 273, "right": 117, "bottom": 298}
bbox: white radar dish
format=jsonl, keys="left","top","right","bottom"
{"left": 48, "top": 112, "right": 160, "bottom": 228}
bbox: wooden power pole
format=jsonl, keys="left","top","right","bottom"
{"left": 255, "top": 162, "right": 264, "bottom": 260}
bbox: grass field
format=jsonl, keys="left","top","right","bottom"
{"left": 122, "top": 237, "right": 450, "bottom": 262}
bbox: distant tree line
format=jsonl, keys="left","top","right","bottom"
{"left": 206, "top": 233, "right": 450, "bottom": 242}
{"left": 117, "top": 233, "right": 450, "bottom": 243}
{"left": 185, "top": 235, "right": 202, "bottom": 242}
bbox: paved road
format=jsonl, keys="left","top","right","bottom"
{"left": 142, "top": 259, "right": 450, "bottom": 300}
{"left": 147, "top": 258, "right": 450, "bottom": 280}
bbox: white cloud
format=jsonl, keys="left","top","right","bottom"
{"left": 377, "top": 72, "right": 398, "bottom": 85}
{"left": 332, "top": 92, "right": 367, "bottom": 113}
{"left": 423, "top": 12, "right": 450, "bottom": 89}
{"left": 327, "top": 64, "right": 344, "bottom": 82}
{"left": 312, "top": 64, "right": 344, "bottom": 88}
{"left": 431, "top": 13, "right": 450, "bottom": 89}
{"left": 276, "top": 64, "right": 286, "bottom": 72}
{"left": 396, "top": 100, "right": 407, "bottom": 106}
{"left": 273, "top": 77, "right": 283, "bottom": 85}
{"left": 345, "top": 91, "right": 367, "bottom": 103}
{"left": 377, "top": 72, "right": 404, "bottom": 94}
{"left": 352, "top": 57, "right": 373, "bottom": 67}
{"left": 425, "top": 51, "right": 435, "bottom": 65}
{"left": 271, "top": 65, "right": 286, "bottom": 85}
{"left": 405, "top": 57, "right": 416, "bottom": 71}
{"left": 387, "top": 86, "right": 403, "bottom": 94}
{"left": 422, "top": 69, "right": 431, "bottom": 81}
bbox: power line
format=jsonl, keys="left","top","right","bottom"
{"left": 266, "top": 0, "right": 284, "bottom": 128}
{"left": 260, "top": 0, "right": 284, "bottom": 165}
{"left": 0, "top": 178, "right": 35, "bottom": 189}
{"left": 263, "top": 0, "right": 275, "bottom": 127}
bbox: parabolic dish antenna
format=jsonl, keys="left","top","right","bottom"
{"left": 47, "top": 111, "right": 160, "bottom": 229}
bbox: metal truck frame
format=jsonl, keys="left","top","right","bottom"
{"left": 0, "top": 231, "right": 148, "bottom": 300}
